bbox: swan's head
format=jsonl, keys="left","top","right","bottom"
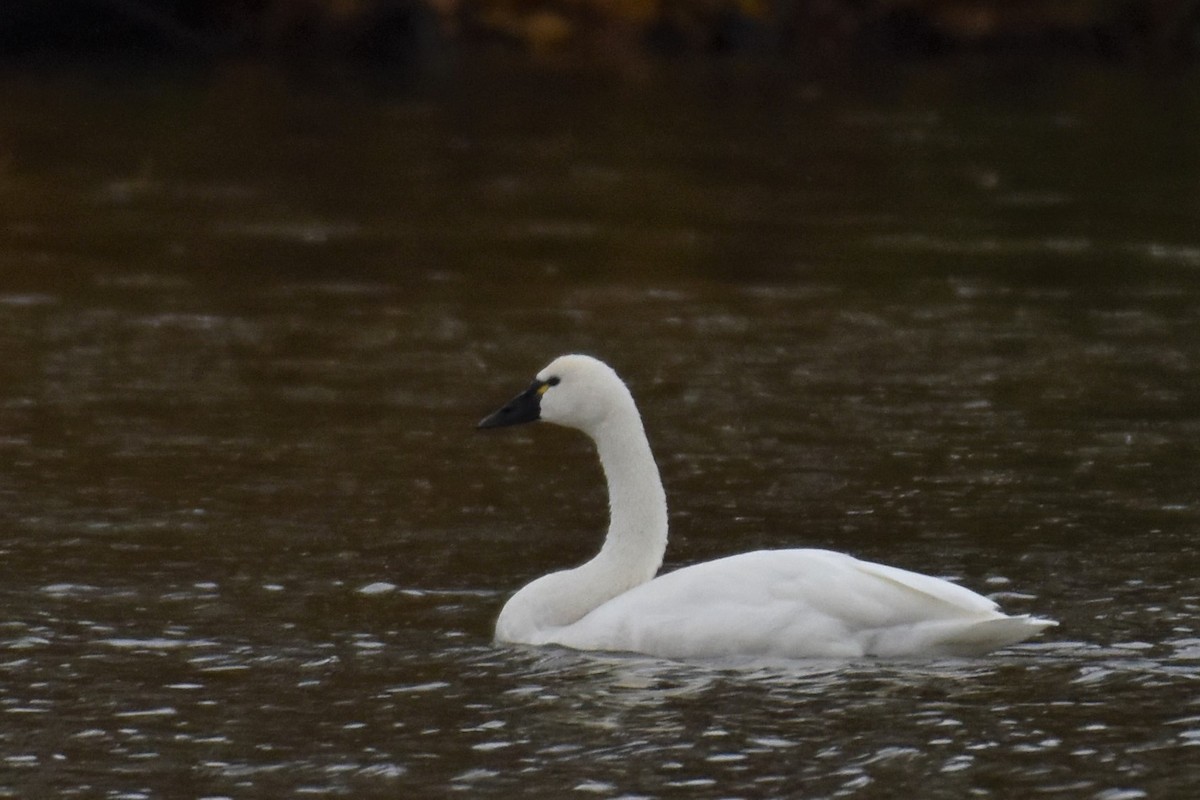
{"left": 478, "top": 354, "right": 635, "bottom": 434}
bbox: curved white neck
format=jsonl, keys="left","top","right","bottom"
{"left": 494, "top": 402, "right": 668, "bottom": 642}
{"left": 590, "top": 409, "right": 668, "bottom": 583}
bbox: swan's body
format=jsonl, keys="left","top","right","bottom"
{"left": 479, "top": 355, "right": 1055, "bottom": 660}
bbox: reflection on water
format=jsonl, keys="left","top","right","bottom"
{"left": 1, "top": 62, "right": 1199, "bottom": 797}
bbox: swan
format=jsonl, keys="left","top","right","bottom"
{"left": 478, "top": 354, "right": 1056, "bottom": 659}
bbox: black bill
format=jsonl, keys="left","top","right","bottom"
{"left": 478, "top": 381, "right": 544, "bottom": 429}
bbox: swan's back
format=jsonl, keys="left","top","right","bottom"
{"left": 537, "top": 549, "right": 1054, "bottom": 659}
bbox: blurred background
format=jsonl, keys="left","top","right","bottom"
{"left": 1, "top": 0, "right": 1199, "bottom": 66}
{"left": 2, "top": 2, "right": 1199, "bottom": 799}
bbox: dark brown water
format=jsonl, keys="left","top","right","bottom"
{"left": 1, "top": 61, "right": 1198, "bottom": 798}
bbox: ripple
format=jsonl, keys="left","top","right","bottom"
{"left": 358, "top": 581, "right": 397, "bottom": 595}
{"left": 101, "top": 638, "right": 217, "bottom": 651}
{"left": 215, "top": 220, "right": 361, "bottom": 243}
{"left": 114, "top": 707, "right": 178, "bottom": 719}
{"left": 0, "top": 293, "right": 58, "bottom": 307}
{"left": 40, "top": 583, "right": 100, "bottom": 596}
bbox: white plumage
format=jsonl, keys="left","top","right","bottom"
{"left": 479, "top": 354, "right": 1055, "bottom": 660}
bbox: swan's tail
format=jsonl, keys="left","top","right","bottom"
{"left": 935, "top": 615, "right": 1058, "bottom": 657}
{"left": 870, "top": 614, "right": 1057, "bottom": 657}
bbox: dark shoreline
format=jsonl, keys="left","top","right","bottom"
{"left": 1, "top": 1, "right": 1197, "bottom": 73}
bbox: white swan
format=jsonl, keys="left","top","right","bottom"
{"left": 479, "top": 354, "right": 1056, "bottom": 659}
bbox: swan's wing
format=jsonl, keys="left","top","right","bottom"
{"left": 544, "top": 549, "right": 1040, "bottom": 659}
{"left": 842, "top": 554, "right": 1000, "bottom": 616}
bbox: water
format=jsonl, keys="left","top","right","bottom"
{"left": 1, "top": 60, "right": 1198, "bottom": 797}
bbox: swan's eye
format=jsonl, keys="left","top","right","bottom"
{"left": 537, "top": 376, "right": 560, "bottom": 396}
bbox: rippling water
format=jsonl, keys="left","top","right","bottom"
{"left": 1, "top": 62, "right": 1198, "bottom": 797}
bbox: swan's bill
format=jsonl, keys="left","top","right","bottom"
{"left": 478, "top": 379, "right": 549, "bottom": 429}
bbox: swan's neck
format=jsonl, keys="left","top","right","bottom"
{"left": 495, "top": 405, "right": 668, "bottom": 643}
{"left": 590, "top": 409, "right": 668, "bottom": 583}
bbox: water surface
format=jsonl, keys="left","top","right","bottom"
{"left": 1, "top": 61, "right": 1198, "bottom": 798}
